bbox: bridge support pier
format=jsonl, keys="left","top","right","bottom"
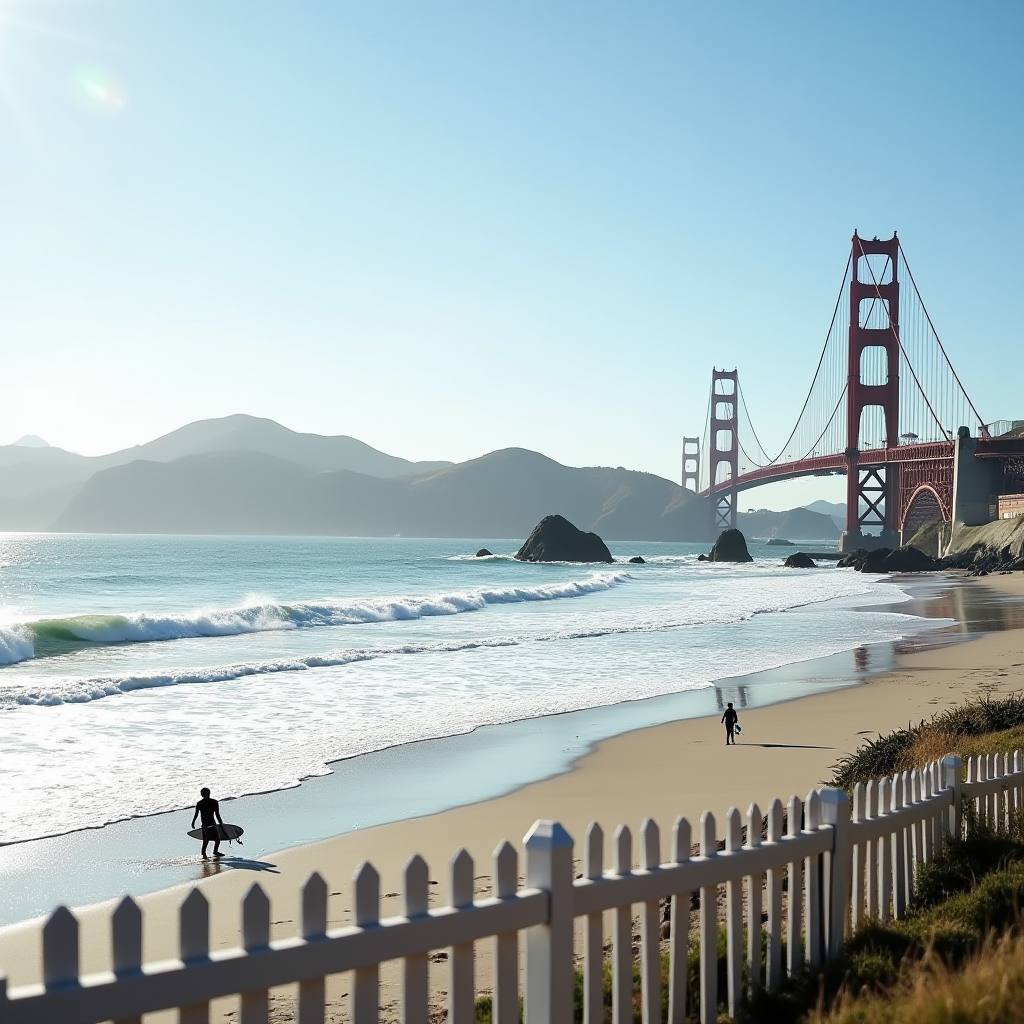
{"left": 952, "top": 427, "right": 1000, "bottom": 527}
{"left": 682, "top": 437, "right": 700, "bottom": 493}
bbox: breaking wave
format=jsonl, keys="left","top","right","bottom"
{"left": 0, "top": 572, "right": 629, "bottom": 667}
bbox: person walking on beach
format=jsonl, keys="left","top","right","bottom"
{"left": 722, "top": 702, "right": 739, "bottom": 745}
{"left": 191, "top": 787, "right": 226, "bottom": 859}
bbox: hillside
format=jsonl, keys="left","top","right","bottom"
{"left": 737, "top": 506, "right": 839, "bottom": 541}
{"left": 0, "top": 415, "right": 453, "bottom": 529}
{"left": 53, "top": 447, "right": 709, "bottom": 540}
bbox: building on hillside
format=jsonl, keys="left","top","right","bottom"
{"left": 998, "top": 494, "right": 1024, "bottom": 520}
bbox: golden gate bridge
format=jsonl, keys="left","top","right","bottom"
{"left": 683, "top": 232, "right": 1024, "bottom": 549}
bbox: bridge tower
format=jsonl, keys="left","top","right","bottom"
{"left": 844, "top": 232, "right": 900, "bottom": 547}
{"left": 681, "top": 436, "right": 700, "bottom": 492}
{"left": 708, "top": 369, "right": 739, "bottom": 533}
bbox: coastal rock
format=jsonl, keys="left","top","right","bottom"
{"left": 514, "top": 515, "right": 614, "bottom": 564}
{"left": 628, "top": 556, "right": 646, "bottom": 564}
{"left": 706, "top": 529, "right": 754, "bottom": 564}
{"left": 475, "top": 548, "right": 493, "bottom": 557}
{"left": 839, "top": 546, "right": 937, "bottom": 573}
{"left": 783, "top": 552, "right": 817, "bottom": 568}
{"left": 697, "top": 553, "right": 709, "bottom": 561}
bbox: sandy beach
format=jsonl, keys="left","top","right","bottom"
{"left": 2, "top": 573, "right": 1024, "bottom": 1017}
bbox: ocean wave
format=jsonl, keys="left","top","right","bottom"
{"left": 0, "top": 571, "right": 629, "bottom": 667}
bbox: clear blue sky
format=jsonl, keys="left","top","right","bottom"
{"left": 1, "top": 1, "right": 1020, "bottom": 508}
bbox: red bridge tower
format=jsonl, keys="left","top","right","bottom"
{"left": 845, "top": 232, "right": 900, "bottom": 545}
{"left": 708, "top": 369, "right": 739, "bottom": 533}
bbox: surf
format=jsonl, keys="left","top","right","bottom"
{"left": 0, "top": 571, "right": 630, "bottom": 667}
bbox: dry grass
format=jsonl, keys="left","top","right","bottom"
{"left": 812, "top": 931, "right": 1024, "bottom": 1024}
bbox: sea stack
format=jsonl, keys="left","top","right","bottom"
{"left": 706, "top": 529, "right": 754, "bottom": 563}
{"left": 515, "top": 515, "right": 614, "bottom": 563}
{"left": 783, "top": 552, "right": 817, "bottom": 568}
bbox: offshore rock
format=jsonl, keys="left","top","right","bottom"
{"left": 783, "top": 552, "right": 817, "bottom": 568}
{"left": 475, "top": 548, "right": 493, "bottom": 557}
{"left": 839, "top": 546, "right": 937, "bottom": 573}
{"left": 628, "top": 556, "right": 646, "bottom": 564}
{"left": 515, "top": 515, "right": 614, "bottom": 564}
{"left": 707, "top": 529, "right": 753, "bottom": 563}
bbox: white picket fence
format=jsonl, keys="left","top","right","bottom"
{"left": 1, "top": 750, "right": 1020, "bottom": 1024}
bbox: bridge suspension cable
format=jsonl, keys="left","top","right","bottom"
{"left": 703, "top": 237, "right": 987, "bottom": 494}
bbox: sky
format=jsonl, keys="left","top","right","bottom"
{"left": 0, "top": 1, "right": 1021, "bottom": 510}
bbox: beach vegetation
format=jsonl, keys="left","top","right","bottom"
{"left": 829, "top": 693, "right": 1024, "bottom": 791}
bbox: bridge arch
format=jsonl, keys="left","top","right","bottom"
{"left": 900, "top": 483, "right": 949, "bottom": 533}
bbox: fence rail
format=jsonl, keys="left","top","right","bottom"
{"left": 3, "top": 749, "right": 1021, "bottom": 1024}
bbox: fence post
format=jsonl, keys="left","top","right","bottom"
{"left": 942, "top": 755, "right": 963, "bottom": 843}
{"left": 524, "top": 820, "right": 574, "bottom": 1024}
{"left": 819, "top": 788, "right": 850, "bottom": 959}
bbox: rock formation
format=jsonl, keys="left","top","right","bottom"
{"left": 628, "top": 556, "right": 646, "bottom": 564}
{"left": 515, "top": 515, "right": 614, "bottom": 563}
{"left": 706, "top": 529, "right": 754, "bottom": 563}
{"left": 837, "top": 547, "right": 937, "bottom": 573}
{"left": 475, "top": 548, "right": 493, "bottom": 557}
{"left": 783, "top": 552, "right": 817, "bottom": 568}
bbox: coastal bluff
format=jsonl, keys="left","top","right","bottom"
{"left": 515, "top": 515, "right": 614, "bottom": 563}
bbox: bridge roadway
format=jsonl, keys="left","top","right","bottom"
{"left": 698, "top": 437, "right": 1021, "bottom": 498}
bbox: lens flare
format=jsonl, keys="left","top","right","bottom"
{"left": 71, "top": 65, "right": 127, "bottom": 115}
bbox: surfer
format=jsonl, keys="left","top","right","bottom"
{"left": 191, "top": 788, "right": 226, "bottom": 859}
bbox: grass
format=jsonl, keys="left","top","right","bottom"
{"left": 829, "top": 694, "right": 1024, "bottom": 791}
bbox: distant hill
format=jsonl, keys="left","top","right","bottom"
{"left": 737, "top": 506, "right": 839, "bottom": 541}
{"left": 118, "top": 414, "right": 454, "bottom": 477}
{"left": 803, "top": 499, "right": 847, "bottom": 531}
{"left": 53, "top": 447, "right": 710, "bottom": 540}
{"left": 0, "top": 415, "right": 453, "bottom": 529}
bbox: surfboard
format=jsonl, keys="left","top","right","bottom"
{"left": 187, "top": 824, "right": 244, "bottom": 842}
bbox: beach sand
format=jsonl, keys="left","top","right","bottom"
{"left": 2, "top": 573, "right": 1024, "bottom": 1019}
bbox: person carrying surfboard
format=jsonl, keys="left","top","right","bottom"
{"left": 191, "top": 788, "right": 226, "bottom": 859}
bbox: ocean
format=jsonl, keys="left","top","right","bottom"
{"left": 0, "top": 533, "right": 942, "bottom": 850}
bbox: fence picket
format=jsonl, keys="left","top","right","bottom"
{"left": 612, "top": 825, "right": 633, "bottom": 1024}
{"left": 877, "top": 777, "right": 892, "bottom": 921}
{"left": 240, "top": 885, "right": 270, "bottom": 1024}
{"left": 804, "top": 791, "right": 822, "bottom": 968}
{"left": 297, "top": 873, "right": 327, "bottom": 1024}
{"left": 699, "top": 811, "right": 717, "bottom": 1024}
{"left": 179, "top": 889, "right": 210, "bottom": 1024}
{"left": 403, "top": 854, "right": 430, "bottom": 1024}
{"left": 493, "top": 841, "right": 519, "bottom": 1024}
{"left": 851, "top": 785, "right": 865, "bottom": 932}
{"left": 668, "top": 817, "right": 691, "bottom": 1023}
{"left": 583, "top": 823, "right": 604, "bottom": 1024}
{"left": 764, "top": 800, "right": 783, "bottom": 992}
{"left": 112, "top": 896, "right": 143, "bottom": 1024}
{"left": 890, "top": 775, "right": 906, "bottom": 919}
{"left": 745, "top": 802, "right": 763, "bottom": 1001}
{"left": 640, "top": 819, "right": 662, "bottom": 1024}
{"left": 724, "top": 810, "right": 742, "bottom": 1019}
{"left": 909, "top": 772, "right": 921, "bottom": 891}
{"left": 353, "top": 862, "right": 380, "bottom": 1024}
{"left": 449, "top": 849, "right": 475, "bottom": 1024}
{"left": 864, "top": 781, "right": 877, "bottom": 923}
{"left": 785, "top": 795, "right": 803, "bottom": 975}
{"left": 42, "top": 906, "right": 78, "bottom": 988}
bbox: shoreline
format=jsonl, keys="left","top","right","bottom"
{"left": 0, "top": 573, "right": 1022, "bottom": 994}
{"left": 1, "top": 574, "right": 1023, "bottom": 929}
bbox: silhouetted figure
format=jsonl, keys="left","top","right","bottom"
{"left": 191, "top": 787, "right": 225, "bottom": 859}
{"left": 722, "top": 702, "right": 739, "bottom": 745}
